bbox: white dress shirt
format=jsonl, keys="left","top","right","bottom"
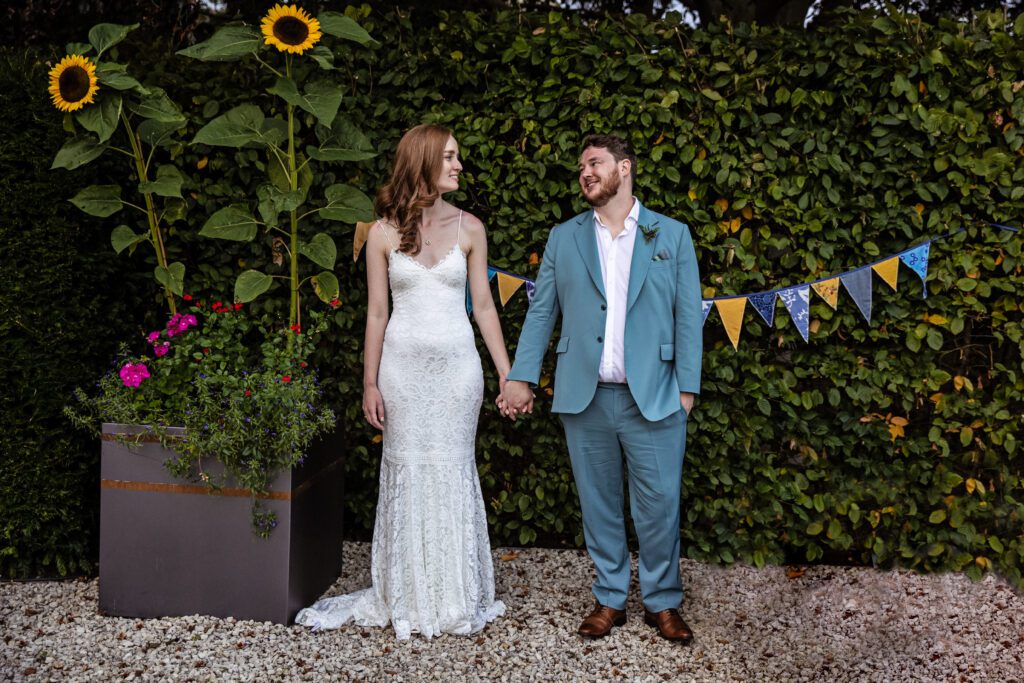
{"left": 594, "top": 199, "right": 640, "bottom": 384}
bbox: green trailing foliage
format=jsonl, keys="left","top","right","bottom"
{"left": 2, "top": 7, "right": 1022, "bottom": 584}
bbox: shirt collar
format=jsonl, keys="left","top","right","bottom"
{"left": 594, "top": 198, "right": 641, "bottom": 234}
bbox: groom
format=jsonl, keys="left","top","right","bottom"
{"left": 500, "top": 134, "right": 702, "bottom": 642}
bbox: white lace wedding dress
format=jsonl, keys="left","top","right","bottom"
{"left": 295, "top": 216, "right": 505, "bottom": 639}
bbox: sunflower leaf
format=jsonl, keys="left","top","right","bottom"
{"left": 139, "top": 165, "right": 184, "bottom": 198}
{"left": 154, "top": 262, "right": 186, "bottom": 296}
{"left": 317, "top": 12, "right": 374, "bottom": 46}
{"left": 318, "top": 184, "right": 374, "bottom": 223}
{"left": 257, "top": 184, "right": 306, "bottom": 221}
{"left": 51, "top": 136, "right": 107, "bottom": 170}
{"left": 308, "top": 46, "right": 335, "bottom": 70}
{"left": 200, "top": 205, "right": 260, "bottom": 241}
{"left": 300, "top": 233, "right": 337, "bottom": 270}
{"left": 94, "top": 62, "right": 148, "bottom": 95}
{"left": 76, "top": 93, "right": 122, "bottom": 144}
{"left": 111, "top": 225, "right": 147, "bottom": 254}
{"left": 307, "top": 118, "right": 375, "bottom": 162}
{"left": 177, "top": 26, "right": 261, "bottom": 62}
{"left": 65, "top": 42, "right": 92, "bottom": 55}
{"left": 266, "top": 78, "right": 342, "bottom": 128}
{"left": 137, "top": 118, "right": 186, "bottom": 147}
{"left": 312, "top": 271, "right": 340, "bottom": 303}
{"left": 234, "top": 270, "right": 273, "bottom": 303}
{"left": 192, "top": 104, "right": 283, "bottom": 148}
{"left": 89, "top": 23, "right": 139, "bottom": 58}
{"left": 70, "top": 184, "right": 123, "bottom": 217}
{"left": 130, "top": 87, "right": 185, "bottom": 124}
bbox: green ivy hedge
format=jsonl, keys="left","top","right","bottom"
{"left": 3, "top": 7, "right": 1022, "bottom": 585}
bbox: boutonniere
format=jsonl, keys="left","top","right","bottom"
{"left": 639, "top": 224, "right": 659, "bottom": 243}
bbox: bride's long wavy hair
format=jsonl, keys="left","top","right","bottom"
{"left": 375, "top": 123, "right": 452, "bottom": 255}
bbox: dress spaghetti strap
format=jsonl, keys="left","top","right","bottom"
{"left": 457, "top": 210, "right": 463, "bottom": 244}
{"left": 377, "top": 220, "right": 398, "bottom": 251}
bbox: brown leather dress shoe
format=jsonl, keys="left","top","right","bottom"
{"left": 643, "top": 608, "right": 694, "bottom": 643}
{"left": 578, "top": 603, "right": 627, "bottom": 638}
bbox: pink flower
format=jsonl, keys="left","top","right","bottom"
{"left": 146, "top": 331, "right": 161, "bottom": 344}
{"left": 166, "top": 312, "right": 199, "bottom": 337}
{"left": 119, "top": 362, "right": 150, "bottom": 388}
{"left": 153, "top": 342, "right": 170, "bottom": 358}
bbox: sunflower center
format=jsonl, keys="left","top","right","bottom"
{"left": 58, "top": 66, "right": 91, "bottom": 103}
{"left": 273, "top": 16, "right": 309, "bottom": 46}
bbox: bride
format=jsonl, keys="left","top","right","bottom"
{"left": 296, "top": 124, "right": 511, "bottom": 639}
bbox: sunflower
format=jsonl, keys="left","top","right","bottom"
{"left": 47, "top": 54, "right": 99, "bottom": 112}
{"left": 261, "top": 4, "right": 322, "bottom": 55}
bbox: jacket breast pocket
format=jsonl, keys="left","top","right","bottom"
{"left": 556, "top": 336, "right": 570, "bottom": 354}
{"left": 660, "top": 343, "right": 674, "bottom": 361}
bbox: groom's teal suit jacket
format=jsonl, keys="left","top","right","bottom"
{"left": 508, "top": 202, "right": 702, "bottom": 421}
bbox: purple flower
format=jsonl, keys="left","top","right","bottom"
{"left": 119, "top": 362, "right": 150, "bottom": 388}
{"left": 146, "top": 331, "right": 161, "bottom": 344}
{"left": 153, "top": 342, "right": 170, "bottom": 358}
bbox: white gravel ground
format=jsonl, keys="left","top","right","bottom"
{"left": 2, "top": 543, "right": 1022, "bottom": 682}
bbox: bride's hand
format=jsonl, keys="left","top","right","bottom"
{"left": 362, "top": 385, "right": 386, "bottom": 430}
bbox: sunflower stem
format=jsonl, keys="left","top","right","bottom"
{"left": 120, "top": 109, "right": 176, "bottom": 316}
{"left": 286, "top": 57, "right": 299, "bottom": 349}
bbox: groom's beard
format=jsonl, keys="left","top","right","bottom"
{"left": 582, "top": 172, "right": 621, "bottom": 208}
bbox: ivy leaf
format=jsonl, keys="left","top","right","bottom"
{"left": 199, "top": 205, "right": 260, "bottom": 241}
{"left": 176, "top": 26, "right": 260, "bottom": 61}
{"left": 154, "top": 261, "right": 185, "bottom": 296}
{"left": 70, "top": 184, "right": 122, "bottom": 217}
{"left": 51, "top": 136, "right": 106, "bottom": 170}
{"left": 88, "top": 23, "right": 139, "bottom": 58}
{"left": 318, "top": 184, "right": 374, "bottom": 223}
{"left": 317, "top": 12, "right": 374, "bottom": 45}
{"left": 234, "top": 270, "right": 273, "bottom": 303}
{"left": 76, "top": 93, "right": 121, "bottom": 143}
{"left": 300, "top": 233, "right": 337, "bottom": 270}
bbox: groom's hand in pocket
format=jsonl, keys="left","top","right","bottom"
{"left": 680, "top": 392, "right": 694, "bottom": 416}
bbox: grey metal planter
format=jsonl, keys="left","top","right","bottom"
{"left": 99, "top": 423, "right": 344, "bottom": 624}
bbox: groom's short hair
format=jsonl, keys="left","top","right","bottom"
{"left": 581, "top": 134, "right": 636, "bottom": 184}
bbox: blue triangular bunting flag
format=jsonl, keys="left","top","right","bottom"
{"left": 778, "top": 285, "right": 810, "bottom": 342}
{"left": 525, "top": 281, "right": 536, "bottom": 304}
{"left": 748, "top": 291, "right": 777, "bottom": 327}
{"left": 487, "top": 267, "right": 497, "bottom": 281}
{"left": 702, "top": 300, "right": 713, "bottom": 325}
{"left": 899, "top": 242, "right": 930, "bottom": 298}
{"left": 840, "top": 268, "right": 873, "bottom": 323}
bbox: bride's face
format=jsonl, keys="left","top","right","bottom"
{"left": 436, "top": 136, "right": 462, "bottom": 193}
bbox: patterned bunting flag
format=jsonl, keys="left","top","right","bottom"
{"left": 353, "top": 221, "right": 373, "bottom": 261}
{"left": 497, "top": 272, "right": 525, "bottom": 306}
{"left": 701, "top": 300, "right": 713, "bottom": 325}
{"left": 748, "top": 291, "right": 777, "bottom": 326}
{"left": 840, "top": 267, "right": 873, "bottom": 322}
{"left": 899, "top": 242, "right": 931, "bottom": 298}
{"left": 715, "top": 298, "right": 747, "bottom": 350}
{"left": 525, "top": 281, "right": 536, "bottom": 304}
{"left": 778, "top": 285, "right": 811, "bottom": 342}
{"left": 872, "top": 257, "right": 900, "bottom": 291}
{"left": 811, "top": 278, "right": 840, "bottom": 310}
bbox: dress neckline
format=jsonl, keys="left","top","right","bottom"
{"left": 390, "top": 243, "right": 463, "bottom": 271}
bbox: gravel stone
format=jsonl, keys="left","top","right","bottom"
{"left": 1, "top": 543, "right": 1022, "bottom": 682}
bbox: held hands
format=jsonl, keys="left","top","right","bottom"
{"left": 363, "top": 385, "right": 385, "bottom": 430}
{"left": 497, "top": 379, "right": 534, "bottom": 421}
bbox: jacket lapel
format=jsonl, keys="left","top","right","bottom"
{"left": 572, "top": 210, "right": 606, "bottom": 300}
{"left": 626, "top": 203, "right": 658, "bottom": 311}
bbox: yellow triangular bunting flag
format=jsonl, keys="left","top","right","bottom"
{"left": 353, "top": 221, "right": 373, "bottom": 261}
{"left": 811, "top": 278, "right": 840, "bottom": 310}
{"left": 872, "top": 257, "right": 900, "bottom": 291}
{"left": 715, "top": 298, "right": 747, "bottom": 350}
{"left": 497, "top": 272, "right": 525, "bottom": 306}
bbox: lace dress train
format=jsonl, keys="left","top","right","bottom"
{"left": 296, "top": 217, "right": 505, "bottom": 639}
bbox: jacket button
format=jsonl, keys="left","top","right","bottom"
{"left": 597, "top": 336, "right": 603, "bottom": 343}
{"left": 600, "top": 304, "right": 607, "bottom": 310}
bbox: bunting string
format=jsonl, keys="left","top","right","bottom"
{"left": 353, "top": 220, "right": 1019, "bottom": 347}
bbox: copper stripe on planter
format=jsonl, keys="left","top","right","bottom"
{"left": 101, "top": 479, "right": 291, "bottom": 500}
